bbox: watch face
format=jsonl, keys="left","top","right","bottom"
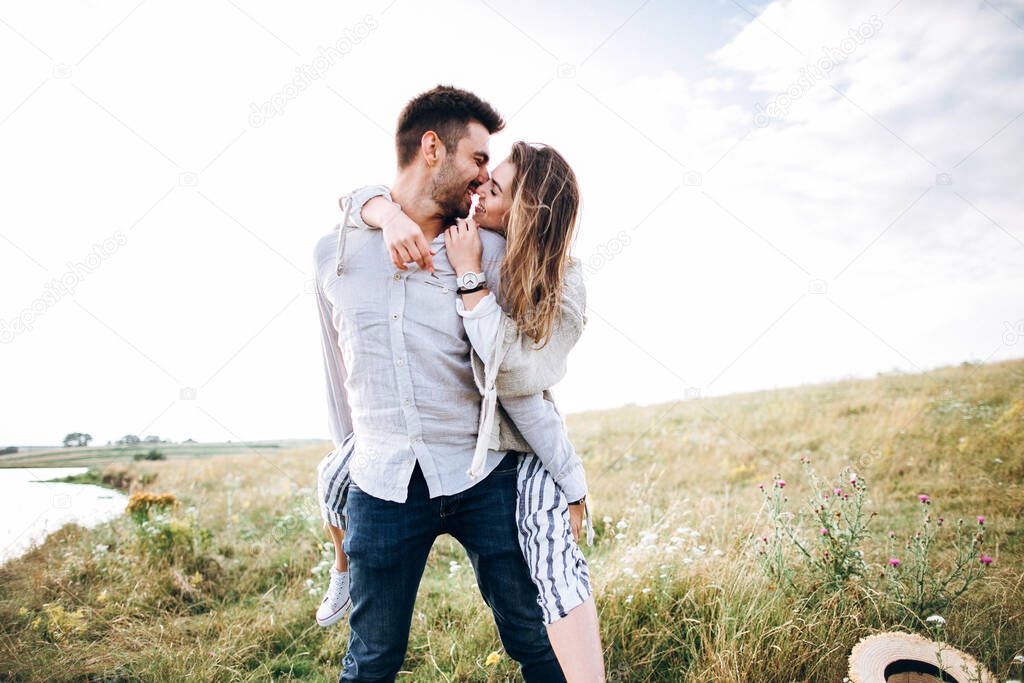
{"left": 461, "top": 272, "right": 480, "bottom": 288}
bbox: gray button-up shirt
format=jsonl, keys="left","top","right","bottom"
{"left": 313, "top": 205, "right": 508, "bottom": 503}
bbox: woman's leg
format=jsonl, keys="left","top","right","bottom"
{"left": 516, "top": 453, "right": 606, "bottom": 682}
{"left": 327, "top": 522, "right": 349, "bottom": 572}
{"left": 546, "top": 597, "right": 604, "bottom": 682}
{"left": 315, "top": 437, "right": 356, "bottom": 626}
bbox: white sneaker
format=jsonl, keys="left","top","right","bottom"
{"left": 315, "top": 567, "right": 351, "bottom": 627}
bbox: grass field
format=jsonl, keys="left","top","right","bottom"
{"left": 1, "top": 358, "right": 1021, "bottom": 681}
{"left": 0, "top": 440, "right": 323, "bottom": 470}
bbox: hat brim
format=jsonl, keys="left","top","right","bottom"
{"left": 848, "top": 631, "right": 994, "bottom": 683}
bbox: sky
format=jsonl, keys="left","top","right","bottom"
{"left": 1, "top": 0, "right": 1022, "bottom": 446}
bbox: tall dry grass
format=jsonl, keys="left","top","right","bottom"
{"left": 1, "top": 358, "right": 1021, "bottom": 681}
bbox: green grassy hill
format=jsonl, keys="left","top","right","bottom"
{"left": 1, "top": 358, "right": 1021, "bottom": 681}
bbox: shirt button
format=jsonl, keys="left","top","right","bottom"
{"left": 393, "top": 272, "right": 401, "bottom": 280}
{"left": 402, "top": 399, "right": 411, "bottom": 407}
{"left": 395, "top": 358, "right": 405, "bottom": 366}
{"left": 391, "top": 313, "right": 400, "bottom": 320}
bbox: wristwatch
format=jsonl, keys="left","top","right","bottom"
{"left": 456, "top": 271, "right": 486, "bottom": 293}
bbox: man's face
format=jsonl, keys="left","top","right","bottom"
{"left": 430, "top": 120, "right": 491, "bottom": 221}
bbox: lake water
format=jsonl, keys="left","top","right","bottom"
{"left": 0, "top": 467, "right": 128, "bottom": 564}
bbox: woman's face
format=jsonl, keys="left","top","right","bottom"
{"left": 473, "top": 159, "right": 516, "bottom": 233}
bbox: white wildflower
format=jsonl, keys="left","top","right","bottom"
{"left": 925, "top": 614, "right": 946, "bottom": 626}
{"left": 616, "top": 519, "right": 629, "bottom": 530}
{"left": 624, "top": 594, "right": 633, "bottom": 604}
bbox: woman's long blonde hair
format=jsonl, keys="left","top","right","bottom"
{"left": 500, "top": 141, "right": 581, "bottom": 347}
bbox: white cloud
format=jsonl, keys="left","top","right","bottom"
{"left": 1, "top": 0, "right": 1021, "bottom": 444}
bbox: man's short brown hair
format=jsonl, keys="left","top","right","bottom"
{"left": 395, "top": 85, "right": 504, "bottom": 167}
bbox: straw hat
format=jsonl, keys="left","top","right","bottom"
{"left": 848, "top": 631, "right": 995, "bottom": 683}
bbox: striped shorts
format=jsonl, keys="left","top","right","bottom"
{"left": 316, "top": 432, "right": 355, "bottom": 531}
{"left": 315, "top": 443, "right": 592, "bottom": 625}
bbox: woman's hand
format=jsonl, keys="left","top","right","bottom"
{"left": 568, "top": 502, "right": 583, "bottom": 543}
{"left": 363, "top": 197, "right": 435, "bottom": 272}
{"left": 443, "top": 216, "right": 483, "bottom": 276}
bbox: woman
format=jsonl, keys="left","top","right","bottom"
{"left": 316, "top": 141, "right": 604, "bottom": 681}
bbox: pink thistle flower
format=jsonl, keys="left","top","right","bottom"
{"left": 833, "top": 488, "right": 843, "bottom": 496}
{"left": 819, "top": 528, "right": 828, "bottom": 536}
{"left": 979, "top": 554, "right": 993, "bottom": 565}
{"left": 775, "top": 479, "right": 786, "bottom": 489}
{"left": 918, "top": 494, "right": 930, "bottom": 503}
{"left": 888, "top": 558, "right": 901, "bottom": 567}
{"left": 888, "top": 530, "right": 896, "bottom": 538}
{"left": 976, "top": 515, "right": 985, "bottom": 525}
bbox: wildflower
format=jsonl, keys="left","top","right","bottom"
{"left": 925, "top": 615, "right": 946, "bottom": 626}
{"left": 849, "top": 473, "right": 858, "bottom": 484}
{"left": 888, "top": 558, "right": 901, "bottom": 567}
{"left": 602, "top": 516, "right": 613, "bottom": 525}
{"left": 1014, "top": 654, "right": 1024, "bottom": 664}
{"left": 819, "top": 528, "right": 829, "bottom": 536}
{"left": 833, "top": 488, "right": 843, "bottom": 496}
{"left": 642, "top": 587, "right": 651, "bottom": 594}
{"left": 775, "top": 479, "right": 786, "bottom": 489}
{"left": 616, "top": 519, "right": 629, "bottom": 530}
{"left": 96, "top": 589, "right": 109, "bottom": 604}
{"left": 624, "top": 594, "right": 633, "bottom": 604}
{"left": 94, "top": 544, "right": 109, "bottom": 554}
{"left": 614, "top": 533, "right": 625, "bottom": 540}
{"left": 918, "top": 494, "right": 929, "bottom": 503}
{"left": 757, "top": 483, "right": 765, "bottom": 491}
{"left": 888, "top": 530, "right": 895, "bottom": 538}
{"left": 18, "top": 607, "right": 28, "bottom": 616}
{"left": 977, "top": 515, "right": 985, "bottom": 525}
{"left": 484, "top": 651, "right": 502, "bottom": 666}
{"left": 979, "top": 554, "right": 993, "bottom": 565}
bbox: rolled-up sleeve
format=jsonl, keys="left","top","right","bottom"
{"left": 344, "top": 185, "right": 392, "bottom": 231}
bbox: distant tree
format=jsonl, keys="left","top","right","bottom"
{"left": 118, "top": 435, "right": 141, "bottom": 445}
{"left": 0, "top": 446, "right": 18, "bottom": 456}
{"left": 62, "top": 432, "right": 92, "bottom": 447}
{"left": 143, "top": 435, "right": 161, "bottom": 443}
{"left": 133, "top": 449, "right": 165, "bottom": 461}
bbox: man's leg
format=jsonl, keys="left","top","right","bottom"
{"left": 445, "top": 452, "right": 567, "bottom": 683}
{"left": 340, "top": 465, "right": 439, "bottom": 682}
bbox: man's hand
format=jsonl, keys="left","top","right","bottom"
{"left": 568, "top": 502, "right": 583, "bottom": 543}
{"left": 372, "top": 199, "right": 435, "bottom": 272}
{"left": 443, "top": 217, "right": 483, "bottom": 276}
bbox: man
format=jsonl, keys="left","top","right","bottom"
{"left": 313, "top": 85, "right": 567, "bottom": 682}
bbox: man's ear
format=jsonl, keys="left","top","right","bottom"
{"left": 420, "top": 130, "right": 443, "bottom": 166}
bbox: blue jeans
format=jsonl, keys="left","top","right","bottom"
{"left": 339, "top": 452, "right": 566, "bottom": 683}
